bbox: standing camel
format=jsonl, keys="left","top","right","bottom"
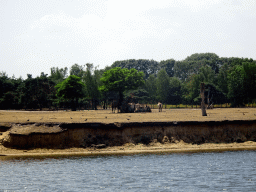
{"left": 112, "top": 100, "right": 120, "bottom": 113}
{"left": 158, "top": 102, "right": 163, "bottom": 112}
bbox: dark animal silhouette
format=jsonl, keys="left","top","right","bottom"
{"left": 112, "top": 100, "right": 120, "bottom": 113}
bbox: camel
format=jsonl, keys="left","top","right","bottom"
{"left": 158, "top": 102, "right": 163, "bottom": 112}
{"left": 135, "top": 105, "right": 151, "bottom": 112}
{"left": 128, "top": 102, "right": 136, "bottom": 111}
{"left": 111, "top": 100, "right": 120, "bottom": 113}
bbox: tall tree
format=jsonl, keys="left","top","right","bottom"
{"left": 0, "top": 72, "right": 21, "bottom": 109}
{"left": 49, "top": 67, "right": 68, "bottom": 84}
{"left": 168, "top": 77, "right": 182, "bottom": 104}
{"left": 55, "top": 75, "right": 85, "bottom": 110}
{"left": 174, "top": 61, "right": 190, "bottom": 81}
{"left": 17, "top": 74, "right": 55, "bottom": 109}
{"left": 111, "top": 59, "right": 159, "bottom": 79}
{"left": 156, "top": 69, "right": 170, "bottom": 103}
{"left": 159, "top": 59, "right": 175, "bottom": 77}
{"left": 145, "top": 74, "right": 157, "bottom": 103}
{"left": 184, "top": 53, "right": 220, "bottom": 73}
{"left": 99, "top": 67, "right": 144, "bottom": 103}
{"left": 70, "top": 64, "right": 85, "bottom": 78}
{"left": 242, "top": 62, "right": 256, "bottom": 102}
{"left": 84, "top": 64, "right": 101, "bottom": 110}
{"left": 217, "top": 63, "right": 229, "bottom": 97}
{"left": 227, "top": 65, "right": 245, "bottom": 106}
{"left": 198, "top": 65, "right": 215, "bottom": 84}
{"left": 182, "top": 65, "right": 215, "bottom": 104}
{"left": 227, "top": 62, "right": 256, "bottom": 106}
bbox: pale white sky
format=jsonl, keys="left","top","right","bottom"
{"left": 1, "top": 0, "right": 256, "bottom": 79}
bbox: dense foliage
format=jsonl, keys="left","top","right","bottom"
{"left": 0, "top": 53, "right": 255, "bottom": 110}
{"left": 99, "top": 67, "right": 144, "bottom": 103}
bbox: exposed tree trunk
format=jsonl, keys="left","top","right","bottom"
{"left": 200, "top": 83, "right": 207, "bottom": 116}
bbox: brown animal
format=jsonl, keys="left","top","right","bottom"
{"left": 158, "top": 102, "right": 163, "bottom": 112}
{"left": 112, "top": 100, "right": 120, "bottom": 113}
{"left": 134, "top": 104, "right": 151, "bottom": 113}
{"left": 208, "top": 103, "right": 214, "bottom": 109}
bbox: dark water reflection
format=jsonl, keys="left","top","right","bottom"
{"left": 1, "top": 151, "right": 256, "bottom": 191}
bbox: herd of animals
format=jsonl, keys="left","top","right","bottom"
{"left": 111, "top": 100, "right": 163, "bottom": 113}
{"left": 111, "top": 100, "right": 213, "bottom": 113}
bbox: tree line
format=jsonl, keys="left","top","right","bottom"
{"left": 0, "top": 53, "right": 255, "bottom": 110}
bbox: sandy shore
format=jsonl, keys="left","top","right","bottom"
{"left": 1, "top": 141, "right": 256, "bottom": 159}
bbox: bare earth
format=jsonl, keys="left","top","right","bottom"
{"left": 1, "top": 108, "right": 256, "bottom": 158}
{"left": 1, "top": 108, "right": 256, "bottom": 124}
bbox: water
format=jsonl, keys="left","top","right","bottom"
{"left": 1, "top": 151, "right": 256, "bottom": 191}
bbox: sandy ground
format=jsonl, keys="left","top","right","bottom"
{"left": 1, "top": 108, "right": 256, "bottom": 158}
{"left": 1, "top": 141, "right": 256, "bottom": 159}
{"left": 0, "top": 108, "right": 256, "bottom": 124}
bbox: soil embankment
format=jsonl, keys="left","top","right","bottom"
{"left": 1, "top": 120, "right": 256, "bottom": 149}
{"left": 1, "top": 108, "right": 256, "bottom": 157}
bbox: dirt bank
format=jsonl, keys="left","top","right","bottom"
{"left": 0, "top": 108, "right": 256, "bottom": 157}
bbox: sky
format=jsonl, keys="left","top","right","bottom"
{"left": 1, "top": 0, "right": 256, "bottom": 79}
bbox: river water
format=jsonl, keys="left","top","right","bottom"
{"left": 0, "top": 151, "right": 256, "bottom": 191}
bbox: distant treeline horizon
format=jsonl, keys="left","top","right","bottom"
{"left": 1, "top": 52, "right": 256, "bottom": 110}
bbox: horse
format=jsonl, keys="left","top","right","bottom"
{"left": 158, "top": 102, "right": 163, "bottom": 112}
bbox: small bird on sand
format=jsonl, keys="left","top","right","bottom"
{"left": 105, "top": 116, "right": 107, "bottom": 118}
{"left": 85, "top": 119, "right": 87, "bottom": 121}
{"left": 70, "top": 117, "right": 73, "bottom": 119}
{"left": 127, "top": 118, "right": 130, "bottom": 120}
{"left": 27, "top": 119, "right": 29, "bottom": 121}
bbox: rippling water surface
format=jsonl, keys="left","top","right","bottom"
{"left": 1, "top": 151, "right": 256, "bottom": 191}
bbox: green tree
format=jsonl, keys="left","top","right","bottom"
{"left": 227, "top": 65, "right": 245, "bottom": 106}
{"left": 99, "top": 67, "right": 144, "bottom": 103}
{"left": 111, "top": 59, "right": 159, "bottom": 79}
{"left": 145, "top": 74, "right": 157, "bottom": 103}
{"left": 55, "top": 75, "right": 85, "bottom": 110}
{"left": 0, "top": 72, "right": 21, "bottom": 109}
{"left": 184, "top": 53, "right": 220, "bottom": 73}
{"left": 174, "top": 61, "right": 190, "bottom": 81}
{"left": 198, "top": 65, "right": 215, "bottom": 84}
{"left": 18, "top": 74, "right": 55, "bottom": 109}
{"left": 227, "top": 62, "right": 256, "bottom": 106}
{"left": 217, "top": 63, "right": 229, "bottom": 97}
{"left": 182, "top": 74, "right": 201, "bottom": 104}
{"left": 49, "top": 67, "right": 68, "bottom": 84}
{"left": 125, "top": 88, "right": 150, "bottom": 103}
{"left": 84, "top": 64, "right": 101, "bottom": 110}
{"left": 70, "top": 64, "right": 85, "bottom": 78}
{"left": 156, "top": 69, "right": 170, "bottom": 103}
{"left": 168, "top": 77, "right": 182, "bottom": 104}
{"left": 182, "top": 65, "right": 215, "bottom": 104}
{"left": 159, "top": 59, "right": 175, "bottom": 77}
{"left": 243, "top": 62, "right": 256, "bottom": 102}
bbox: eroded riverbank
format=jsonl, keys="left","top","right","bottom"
{"left": 1, "top": 108, "right": 256, "bottom": 157}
